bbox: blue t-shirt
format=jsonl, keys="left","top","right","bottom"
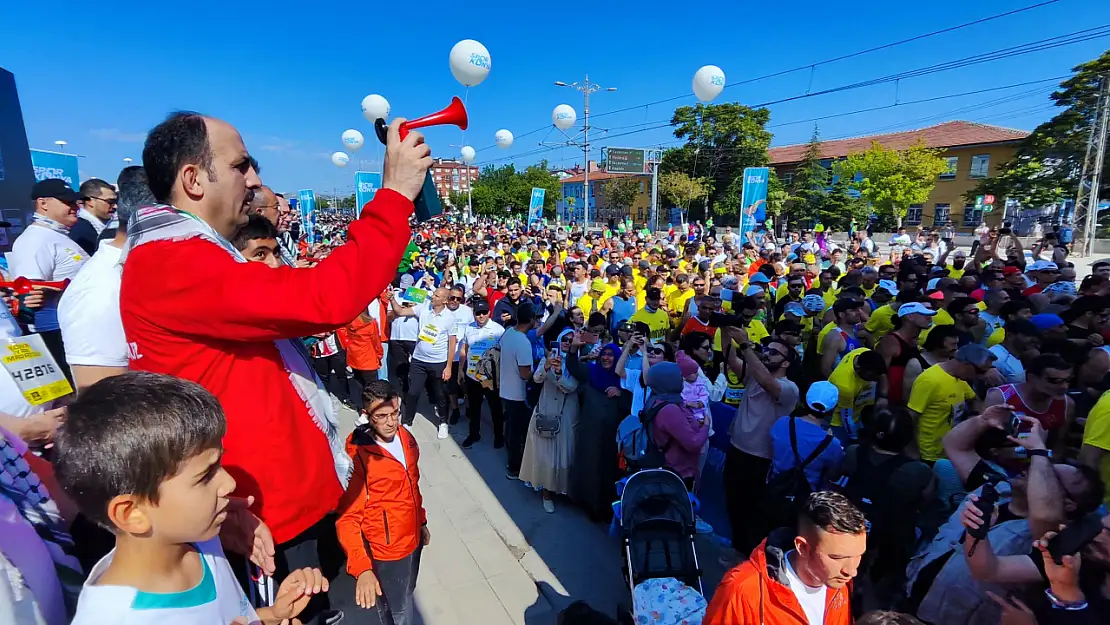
{"left": 769, "top": 417, "right": 845, "bottom": 490}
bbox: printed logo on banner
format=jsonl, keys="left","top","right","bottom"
{"left": 528, "top": 187, "right": 546, "bottom": 226}
{"left": 29, "top": 149, "right": 80, "bottom": 187}
{"left": 297, "top": 189, "right": 317, "bottom": 245}
{"left": 739, "top": 167, "right": 770, "bottom": 240}
{"left": 354, "top": 172, "right": 381, "bottom": 213}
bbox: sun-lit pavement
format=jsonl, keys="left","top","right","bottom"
{"left": 333, "top": 400, "right": 727, "bottom": 625}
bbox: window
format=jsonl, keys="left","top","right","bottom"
{"left": 781, "top": 171, "right": 795, "bottom": 187}
{"left": 963, "top": 205, "right": 984, "bottom": 227}
{"left": 933, "top": 204, "right": 951, "bottom": 226}
{"left": 940, "top": 156, "right": 958, "bottom": 180}
{"left": 905, "top": 204, "right": 923, "bottom": 226}
{"left": 970, "top": 154, "right": 990, "bottom": 179}
{"left": 639, "top": 181, "right": 645, "bottom": 193}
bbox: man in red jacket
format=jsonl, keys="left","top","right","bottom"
{"left": 120, "top": 111, "right": 430, "bottom": 623}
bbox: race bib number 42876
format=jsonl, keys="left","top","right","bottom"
{"left": 2, "top": 334, "right": 73, "bottom": 405}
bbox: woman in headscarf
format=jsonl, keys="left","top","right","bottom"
{"left": 645, "top": 363, "right": 710, "bottom": 490}
{"left": 566, "top": 334, "right": 626, "bottom": 521}
{"left": 520, "top": 329, "right": 580, "bottom": 514}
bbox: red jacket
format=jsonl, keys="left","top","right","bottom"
{"left": 336, "top": 426, "right": 426, "bottom": 575}
{"left": 704, "top": 531, "right": 853, "bottom": 625}
{"left": 120, "top": 189, "right": 413, "bottom": 544}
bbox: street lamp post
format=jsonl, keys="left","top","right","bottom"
{"left": 553, "top": 76, "right": 616, "bottom": 232}
{"left": 123, "top": 157, "right": 133, "bottom": 166}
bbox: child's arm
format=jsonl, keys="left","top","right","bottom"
{"left": 335, "top": 453, "right": 373, "bottom": 580}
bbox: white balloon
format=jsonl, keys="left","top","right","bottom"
{"left": 341, "top": 129, "right": 364, "bottom": 151}
{"left": 460, "top": 145, "right": 476, "bottom": 163}
{"left": 361, "top": 94, "right": 390, "bottom": 122}
{"left": 494, "top": 129, "right": 513, "bottom": 149}
{"left": 331, "top": 152, "right": 350, "bottom": 168}
{"left": 692, "top": 65, "right": 726, "bottom": 103}
{"left": 449, "top": 39, "right": 492, "bottom": 87}
{"left": 552, "top": 104, "right": 577, "bottom": 130}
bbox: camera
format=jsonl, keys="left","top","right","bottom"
{"left": 708, "top": 312, "right": 748, "bottom": 328}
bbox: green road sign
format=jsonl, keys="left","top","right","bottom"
{"left": 605, "top": 147, "right": 646, "bottom": 174}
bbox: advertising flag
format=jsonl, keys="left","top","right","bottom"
{"left": 29, "top": 149, "right": 80, "bottom": 188}
{"left": 738, "top": 167, "right": 769, "bottom": 240}
{"left": 297, "top": 189, "right": 317, "bottom": 245}
{"left": 528, "top": 187, "right": 545, "bottom": 228}
{"left": 355, "top": 171, "right": 381, "bottom": 215}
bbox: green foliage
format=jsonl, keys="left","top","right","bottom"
{"left": 970, "top": 50, "right": 1110, "bottom": 209}
{"left": 339, "top": 194, "right": 356, "bottom": 210}
{"left": 833, "top": 140, "right": 947, "bottom": 227}
{"left": 602, "top": 177, "right": 641, "bottom": 210}
{"left": 447, "top": 191, "right": 469, "bottom": 211}
{"left": 468, "top": 160, "right": 562, "bottom": 216}
{"left": 660, "top": 102, "right": 773, "bottom": 220}
{"left": 658, "top": 171, "right": 709, "bottom": 209}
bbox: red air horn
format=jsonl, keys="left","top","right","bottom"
{"left": 372, "top": 97, "right": 469, "bottom": 223}
{"left": 0, "top": 278, "right": 70, "bottom": 315}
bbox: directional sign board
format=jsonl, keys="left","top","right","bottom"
{"left": 605, "top": 147, "right": 647, "bottom": 174}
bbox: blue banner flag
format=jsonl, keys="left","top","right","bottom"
{"left": 739, "top": 167, "right": 769, "bottom": 241}
{"left": 528, "top": 187, "right": 545, "bottom": 227}
{"left": 355, "top": 171, "right": 381, "bottom": 215}
{"left": 29, "top": 149, "right": 80, "bottom": 188}
{"left": 297, "top": 189, "right": 317, "bottom": 245}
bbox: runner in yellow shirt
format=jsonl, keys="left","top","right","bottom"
{"left": 907, "top": 344, "right": 990, "bottom": 461}
{"left": 827, "top": 348, "right": 888, "bottom": 442}
{"left": 629, "top": 287, "right": 670, "bottom": 341}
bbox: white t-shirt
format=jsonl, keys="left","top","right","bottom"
{"left": 7, "top": 224, "right": 88, "bottom": 331}
{"left": 989, "top": 344, "right": 1026, "bottom": 383}
{"left": 568, "top": 279, "right": 589, "bottom": 304}
{"left": 391, "top": 300, "right": 421, "bottom": 341}
{"left": 378, "top": 433, "right": 407, "bottom": 467}
{"left": 448, "top": 304, "right": 474, "bottom": 362}
{"left": 411, "top": 303, "right": 457, "bottom": 364}
{"left": 461, "top": 320, "right": 505, "bottom": 380}
{"left": 58, "top": 241, "right": 127, "bottom": 367}
{"left": 498, "top": 328, "right": 533, "bottom": 401}
{"left": 782, "top": 550, "right": 827, "bottom": 625}
{"left": 71, "top": 538, "right": 258, "bottom": 625}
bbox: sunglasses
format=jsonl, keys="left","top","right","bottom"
{"left": 647, "top": 346, "right": 665, "bottom": 355}
{"left": 85, "top": 196, "right": 118, "bottom": 206}
{"left": 448, "top": 296, "right": 462, "bottom": 302}
{"left": 1044, "top": 376, "right": 1072, "bottom": 385}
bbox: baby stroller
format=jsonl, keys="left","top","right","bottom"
{"left": 619, "top": 469, "right": 706, "bottom": 624}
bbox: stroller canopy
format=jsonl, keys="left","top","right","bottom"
{"left": 619, "top": 469, "right": 695, "bottom": 534}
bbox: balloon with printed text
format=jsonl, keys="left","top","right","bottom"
{"left": 692, "top": 65, "right": 726, "bottom": 102}
{"left": 449, "top": 40, "right": 492, "bottom": 87}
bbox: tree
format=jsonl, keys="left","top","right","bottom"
{"left": 786, "top": 126, "right": 831, "bottom": 224}
{"left": 447, "top": 191, "right": 469, "bottom": 211}
{"left": 602, "top": 177, "right": 641, "bottom": 214}
{"left": 468, "top": 160, "right": 562, "bottom": 216}
{"left": 659, "top": 102, "right": 773, "bottom": 220}
{"left": 658, "top": 171, "right": 709, "bottom": 211}
{"left": 339, "top": 194, "right": 355, "bottom": 210}
{"left": 970, "top": 50, "right": 1110, "bottom": 210}
{"left": 832, "top": 140, "right": 947, "bottom": 227}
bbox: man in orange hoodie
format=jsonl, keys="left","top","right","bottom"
{"left": 337, "top": 380, "right": 429, "bottom": 625}
{"left": 705, "top": 491, "right": 865, "bottom": 625}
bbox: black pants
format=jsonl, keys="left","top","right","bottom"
{"left": 502, "top": 398, "right": 530, "bottom": 476}
{"left": 403, "top": 360, "right": 447, "bottom": 427}
{"left": 232, "top": 513, "right": 360, "bottom": 625}
{"left": 352, "top": 368, "right": 379, "bottom": 409}
{"left": 389, "top": 340, "right": 416, "bottom": 396}
{"left": 724, "top": 446, "right": 772, "bottom": 555}
{"left": 313, "top": 352, "right": 350, "bottom": 402}
{"left": 464, "top": 376, "right": 503, "bottom": 440}
{"left": 370, "top": 544, "right": 423, "bottom": 625}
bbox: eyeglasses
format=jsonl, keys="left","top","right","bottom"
{"left": 367, "top": 408, "right": 401, "bottom": 423}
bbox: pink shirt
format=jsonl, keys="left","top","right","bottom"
{"left": 652, "top": 403, "right": 710, "bottom": 479}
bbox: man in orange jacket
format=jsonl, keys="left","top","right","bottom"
{"left": 337, "top": 380, "right": 429, "bottom": 625}
{"left": 704, "top": 491, "right": 865, "bottom": 625}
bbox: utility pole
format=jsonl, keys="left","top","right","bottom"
{"left": 1075, "top": 74, "right": 1110, "bottom": 256}
{"left": 551, "top": 75, "right": 617, "bottom": 232}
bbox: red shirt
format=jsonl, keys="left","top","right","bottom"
{"left": 121, "top": 189, "right": 414, "bottom": 544}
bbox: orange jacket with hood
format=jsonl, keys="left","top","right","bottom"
{"left": 336, "top": 425, "right": 427, "bottom": 576}
{"left": 704, "top": 529, "right": 853, "bottom": 625}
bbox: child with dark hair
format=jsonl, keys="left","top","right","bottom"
{"left": 56, "top": 371, "right": 324, "bottom": 625}
{"left": 231, "top": 213, "right": 283, "bottom": 268}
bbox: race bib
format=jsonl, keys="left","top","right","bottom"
{"left": 724, "top": 386, "right": 745, "bottom": 405}
{"left": 418, "top": 323, "right": 440, "bottom": 344}
{"left": 1, "top": 334, "right": 73, "bottom": 405}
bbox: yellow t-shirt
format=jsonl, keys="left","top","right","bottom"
{"left": 576, "top": 294, "right": 605, "bottom": 317}
{"left": 822, "top": 289, "right": 837, "bottom": 310}
{"left": 828, "top": 348, "right": 878, "bottom": 430}
{"left": 865, "top": 304, "right": 899, "bottom": 341}
{"left": 1081, "top": 390, "right": 1110, "bottom": 506}
{"left": 713, "top": 319, "right": 769, "bottom": 352}
{"left": 918, "top": 308, "right": 953, "bottom": 347}
{"left": 907, "top": 364, "right": 976, "bottom": 462}
{"left": 662, "top": 284, "right": 678, "bottom": 299}
{"left": 666, "top": 288, "right": 695, "bottom": 327}
{"left": 630, "top": 308, "right": 670, "bottom": 341}
{"left": 815, "top": 322, "right": 837, "bottom": 355}
{"left": 948, "top": 267, "right": 966, "bottom": 280}
{"left": 987, "top": 327, "right": 1005, "bottom": 347}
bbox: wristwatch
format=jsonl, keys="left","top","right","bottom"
{"left": 1027, "top": 448, "right": 1051, "bottom": 459}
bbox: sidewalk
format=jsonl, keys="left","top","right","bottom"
{"left": 333, "top": 400, "right": 728, "bottom": 625}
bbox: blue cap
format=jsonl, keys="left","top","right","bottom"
{"left": 1030, "top": 313, "right": 1065, "bottom": 330}
{"left": 749, "top": 273, "right": 771, "bottom": 285}
{"left": 784, "top": 302, "right": 805, "bottom": 317}
{"left": 745, "top": 285, "right": 766, "bottom": 296}
{"left": 806, "top": 381, "right": 839, "bottom": 413}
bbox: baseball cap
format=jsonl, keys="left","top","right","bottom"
{"left": 1028, "top": 260, "right": 1059, "bottom": 272}
{"left": 806, "top": 381, "right": 839, "bottom": 414}
{"left": 861, "top": 266, "right": 878, "bottom": 275}
{"left": 31, "top": 179, "right": 80, "bottom": 202}
{"left": 637, "top": 259, "right": 651, "bottom": 270}
{"left": 1030, "top": 313, "right": 1065, "bottom": 331}
{"left": 749, "top": 273, "right": 771, "bottom": 285}
{"left": 745, "top": 285, "right": 766, "bottom": 297}
{"left": 783, "top": 302, "right": 805, "bottom": 317}
{"left": 802, "top": 294, "right": 826, "bottom": 313}
{"left": 590, "top": 279, "right": 607, "bottom": 293}
{"left": 605, "top": 264, "right": 620, "bottom": 276}
{"left": 955, "top": 344, "right": 996, "bottom": 368}
{"left": 926, "top": 277, "right": 942, "bottom": 291}
{"left": 620, "top": 265, "right": 634, "bottom": 276}
{"left": 472, "top": 300, "right": 491, "bottom": 315}
{"left": 1002, "top": 266, "right": 1023, "bottom": 277}
{"left": 898, "top": 302, "right": 937, "bottom": 317}
{"left": 878, "top": 279, "right": 898, "bottom": 296}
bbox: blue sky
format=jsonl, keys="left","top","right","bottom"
{"left": 2, "top": 0, "right": 1109, "bottom": 196}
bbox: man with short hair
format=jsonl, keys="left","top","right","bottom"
{"left": 72, "top": 178, "right": 118, "bottom": 255}
{"left": 629, "top": 287, "right": 670, "bottom": 342}
{"left": 457, "top": 299, "right": 505, "bottom": 449}
{"left": 500, "top": 303, "right": 537, "bottom": 480}
{"left": 121, "top": 111, "right": 427, "bottom": 621}
{"left": 59, "top": 166, "right": 152, "bottom": 390}
{"left": 9, "top": 178, "right": 89, "bottom": 374}
{"left": 705, "top": 491, "right": 865, "bottom": 625}
{"left": 391, "top": 287, "right": 458, "bottom": 439}
{"left": 907, "top": 344, "right": 993, "bottom": 462}
{"left": 987, "top": 318, "right": 1039, "bottom": 384}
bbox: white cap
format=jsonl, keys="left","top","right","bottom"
{"left": 899, "top": 302, "right": 938, "bottom": 317}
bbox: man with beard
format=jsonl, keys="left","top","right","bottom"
{"left": 71, "top": 178, "right": 117, "bottom": 255}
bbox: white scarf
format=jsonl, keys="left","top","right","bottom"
{"left": 31, "top": 214, "right": 70, "bottom": 234}
{"left": 123, "top": 205, "right": 351, "bottom": 487}
{"left": 78, "top": 208, "right": 107, "bottom": 235}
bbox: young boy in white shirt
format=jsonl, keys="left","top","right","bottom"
{"left": 55, "top": 371, "right": 325, "bottom": 625}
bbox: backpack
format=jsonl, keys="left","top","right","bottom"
{"left": 762, "top": 418, "right": 832, "bottom": 530}
{"left": 618, "top": 397, "right": 680, "bottom": 471}
{"left": 476, "top": 345, "right": 501, "bottom": 391}
{"left": 836, "top": 448, "right": 914, "bottom": 579}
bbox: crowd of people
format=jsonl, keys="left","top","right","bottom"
{"left": 1, "top": 108, "right": 1109, "bottom": 625}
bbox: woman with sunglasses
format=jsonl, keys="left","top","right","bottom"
{"left": 615, "top": 332, "right": 675, "bottom": 419}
